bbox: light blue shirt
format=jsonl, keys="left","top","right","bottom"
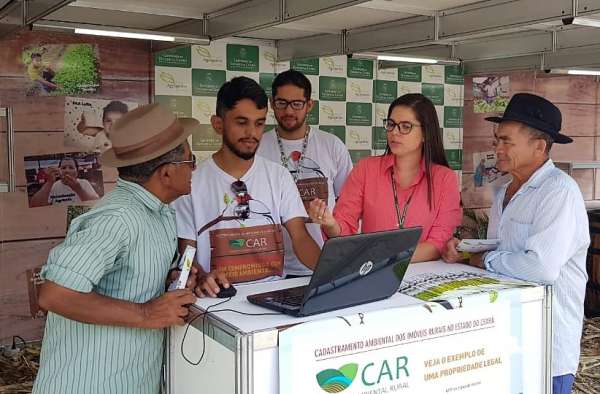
{"left": 484, "top": 159, "right": 589, "bottom": 376}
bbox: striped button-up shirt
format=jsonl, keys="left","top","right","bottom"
{"left": 484, "top": 159, "right": 589, "bottom": 376}
{"left": 34, "top": 179, "right": 178, "bottom": 394}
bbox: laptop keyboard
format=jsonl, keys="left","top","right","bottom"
{"left": 265, "top": 285, "right": 307, "bottom": 307}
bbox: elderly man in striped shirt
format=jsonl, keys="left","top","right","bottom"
{"left": 442, "top": 93, "right": 589, "bottom": 394}
{"left": 34, "top": 104, "right": 200, "bottom": 394}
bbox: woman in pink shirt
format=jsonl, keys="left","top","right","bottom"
{"left": 308, "top": 93, "right": 462, "bottom": 262}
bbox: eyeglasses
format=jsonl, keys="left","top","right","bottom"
{"left": 383, "top": 119, "right": 421, "bottom": 135}
{"left": 289, "top": 158, "right": 326, "bottom": 177}
{"left": 273, "top": 99, "right": 307, "bottom": 110}
{"left": 170, "top": 154, "right": 197, "bottom": 170}
{"left": 230, "top": 180, "right": 275, "bottom": 224}
{"left": 231, "top": 180, "right": 250, "bottom": 219}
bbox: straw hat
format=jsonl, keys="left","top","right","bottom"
{"left": 101, "top": 104, "right": 201, "bottom": 167}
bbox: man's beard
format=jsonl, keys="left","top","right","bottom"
{"left": 223, "top": 132, "right": 258, "bottom": 161}
{"left": 276, "top": 113, "right": 307, "bottom": 133}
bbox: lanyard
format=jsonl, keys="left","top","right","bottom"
{"left": 276, "top": 126, "right": 310, "bottom": 181}
{"left": 390, "top": 171, "right": 415, "bottom": 229}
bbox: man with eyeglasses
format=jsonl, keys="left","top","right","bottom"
{"left": 441, "top": 93, "right": 589, "bottom": 394}
{"left": 257, "top": 69, "right": 353, "bottom": 277}
{"left": 172, "top": 77, "right": 321, "bottom": 296}
{"left": 33, "top": 104, "right": 199, "bottom": 394}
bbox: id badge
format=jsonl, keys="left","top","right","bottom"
{"left": 296, "top": 177, "right": 329, "bottom": 211}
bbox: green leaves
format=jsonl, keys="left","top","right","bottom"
{"left": 54, "top": 44, "right": 99, "bottom": 95}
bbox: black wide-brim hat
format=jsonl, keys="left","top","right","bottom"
{"left": 485, "top": 93, "right": 573, "bottom": 144}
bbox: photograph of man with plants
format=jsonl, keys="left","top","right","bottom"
{"left": 472, "top": 75, "right": 509, "bottom": 114}
{"left": 22, "top": 44, "right": 100, "bottom": 96}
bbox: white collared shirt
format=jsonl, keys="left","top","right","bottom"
{"left": 484, "top": 159, "right": 589, "bottom": 376}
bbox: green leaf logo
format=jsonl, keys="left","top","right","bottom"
{"left": 323, "top": 57, "right": 336, "bottom": 72}
{"left": 196, "top": 101, "right": 212, "bottom": 117}
{"left": 489, "top": 290, "right": 498, "bottom": 303}
{"left": 399, "top": 85, "right": 412, "bottom": 95}
{"left": 223, "top": 193, "right": 232, "bottom": 205}
{"left": 448, "top": 88, "right": 459, "bottom": 100}
{"left": 423, "top": 65, "right": 441, "bottom": 78}
{"left": 350, "top": 82, "right": 362, "bottom": 95}
{"left": 264, "top": 51, "right": 276, "bottom": 63}
{"left": 229, "top": 239, "right": 245, "bottom": 248}
{"left": 316, "top": 363, "right": 358, "bottom": 393}
{"left": 195, "top": 46, "right": 212, "bottom": 58}
{"left": 322, "top": 106, "right": 334, "bottom": 117}
{"left": 160, "top": 71, "right": 176, "bottom": 85}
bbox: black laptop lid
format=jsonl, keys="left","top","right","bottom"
{"left": 298, "top": 227, "right": 422, "bottom": 315}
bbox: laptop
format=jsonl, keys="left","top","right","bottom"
{"left": 247, "top": 227, "right": 422, "bottom": 317}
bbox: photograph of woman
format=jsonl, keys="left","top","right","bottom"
{"left": 29, "top": 156, "right": 100, "bottom": 207}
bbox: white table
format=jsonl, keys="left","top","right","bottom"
{"left": 166, "top": 261, "right": 551, "bottom": 394}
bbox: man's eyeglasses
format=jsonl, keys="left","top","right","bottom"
{"left": 383, "top": 119, "right": 421, "bottom": 135}
{"left": 273, "top": 99, "right": 307, "bottom": 110}
{"left": 197, "top": 180, "right": 274, "bottom": 235}
{"left": 231, "top": 180, "right": 274, "bottom": 224}
{"left": 231, "top": 180, "right": 250, "bottom": 219}
{"left": 289, "top": 158, "right": 326, "bottom": 178}
{"left": 170, "top": 154, "right": 197, "bottom": 170}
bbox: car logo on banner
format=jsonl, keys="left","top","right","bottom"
{"left": 229, "top": 239, "right": 245, "bottom": 249}
{"left": 316, "top": 363, "right": 358, "bottom": 393}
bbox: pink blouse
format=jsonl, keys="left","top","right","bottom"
{"left": 332, "top": 154, "right": 462, "bottom": 253}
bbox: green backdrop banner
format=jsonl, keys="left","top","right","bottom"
{"left": 155, "top": 42, "right": 464, "bottom": 172}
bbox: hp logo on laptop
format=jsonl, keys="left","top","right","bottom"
{"left": 359, "top": 261, "right": 374, "bottom": 276}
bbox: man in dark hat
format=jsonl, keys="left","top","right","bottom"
{"left": 34, "top": 104, "right": 199, "bottom": 393}
{"left": 442, "top": 93, "right": 589, "bottom": 394}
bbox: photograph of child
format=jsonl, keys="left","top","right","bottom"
{"left": 64, "top": 98, "right": 137, "bottom": 153}
{"left": 27, "top": 52, "right": 59, "bottom": 95}
{"left": 22, "top": 44, "right": 100, "bottom": 96}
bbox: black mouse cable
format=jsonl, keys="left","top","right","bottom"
{"left": 180, "top": 299, "right": 280, "bottom": 366}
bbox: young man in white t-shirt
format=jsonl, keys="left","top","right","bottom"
{"left": 256, "top": 69, "right": 353, "bottom": 277}
{"left": 172, "top": 77, "right": 321, "bottom": 297}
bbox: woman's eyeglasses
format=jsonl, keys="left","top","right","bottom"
{"left": 273, "top": 99, "right": 307, "bottom": 110}
{"left": 383, "top": 119, "right": 421, "bottom": 135}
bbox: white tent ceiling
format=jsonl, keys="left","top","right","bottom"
{"left": 3, "top": 0, "right": 600, "bottom": 73}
